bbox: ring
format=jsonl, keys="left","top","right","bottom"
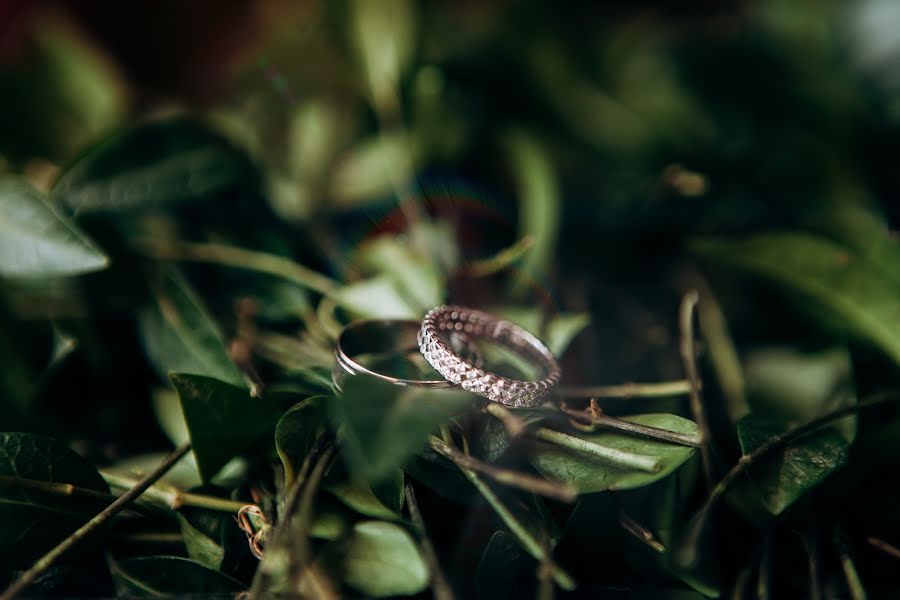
{"left": 418, "top": 305, "right": 561, "bottom": 407}
{"left": 332, "top": 319, "right": 479, "bottom": 393}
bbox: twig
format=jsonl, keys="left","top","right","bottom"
{"left": 561, "top": 399, "right": 701, "bottom": 447}
{"left": 835, "top": 526, "right": 867, "bottom": 600}
{"left": 679, "top": 290, "right": 715, "bottom": 487}
{"left": 531, "top": 427, "right": 661, "bottom": 473}
{"left": 101, "top": 471, "right": 248, "bottom": 513}
{"left": 677, "top": 392, "right": 900, "bottom": 567}
{"left": 557, "top": 380, "right": 693, "bottom": 399}
{"left": 461, "top": 235, "right": 534, "bottom": 278}
{"left": 428, "top": 435, "right": 577, "bottom": 502}
{"left": 868, "top": 536, "right": 900, "bottom": 560}
{"left": 137, "top": 238, "right": 339, "bottom": 296}
{"left": 757, "top": 531, "right": 772, "bottom": 600}
{"left": 484, "top": 402, "right": 527, "bottom": 438}
{"left": 405, "top": 482, "right": 455, "bottom": 600}
{"left": 0, "top": 443, "right": 191, "bottom": 600}
{"left": 620, "top": 511, "right": 665, "bottom": 553}
{"left": 0, "top": 475, "right": 117, "bottom": 504}
{"left": 804, "top": 529, "right": 823, "bottom": 600}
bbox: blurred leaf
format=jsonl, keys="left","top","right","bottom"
{"left": 359, "top": 235, "right": 443, "bottom": 311}
{"left": 503, "top": 131, "right": 560, "bottom": 295}
{"left": 349, "top": 0, "right": 417, "bottom": 109}
{"left": 104, "top": 451, "right": 201, "bottom": 491}
{"left": 475, "top": 531, "right": 537, "bottom": 600}
{"left": 171, "top": 373, "right": 282, "bottom": 481}
{"left": 108, "top": 556, "right": 243, "bottom": 596}
{"left": 324, "top": 480, "right": 401, "bottom": 521}
{"left": 736, "top": 416, "right": 850, "bottom": 515}
{"left": 372, "top": 467, "right": 405, "bottom": 513}
{"left": 530, "top": 414, "right": 698, "bottom": 493}
{"left": 139, "top": 270, "right": 245, "bottom": 387}
{"left": 495, "top": 307, "right": 590, "bottom": 356}
{"left": 328, "top": 131, "right": 418, "bottom": 207}
{"left": 330, "top": 520, "right": 429, "bottom": 598}
{"left": 332, "top": 376, "right": 474, "bottom": 483}
{"left": 692, "top": 232, "right": 900, "bottom": 366}
{"left": 275, "top": 395, "right": 330, "bottom": 484}
{"left": 176, "top": 509, "right": 225, "bottom": 570}
{"left": 0, "top": 177, "right": 108, "bottom": 277}
{"left": 330, "top": 276, "right": 419, "bottom": 319}
{"left": 0, "top": 433, "right": 110, "bottom": 568}
{"left": 54, "top": 118, "right": 252, "bottom": 213}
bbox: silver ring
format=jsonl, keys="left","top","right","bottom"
{"left": 418, "top": 305, "right": 561, "bottom": 407}
{"left": 333, "top": 319, "right": 478, "bottom": 393}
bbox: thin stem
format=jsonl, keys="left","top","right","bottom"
{"left": 805, "top": 530, "right": 823, "bottom": 600}
{"left": 0, "top": 443, "right": 191, "bottom": 600}
{"left": 679, "top": 290, "right": 715, "bottom": 488}
{"left": 428, "top": 435, "right": 577, "bottom": 502}
{"left": 0, "top": 474, "right": 117, "bottom": 503}
{"left": 290, "top": 444, "right": 338, "bottom": 596}
{"left": 138, "top": 238, "right": 339, "bottom": 296}
{"left": 462, "top": 235, "right": 534, "bottom": 278}
{"left": 835, "top": 526, "right": 867, "bottom": 600}
{"left": 561, "top": 399, "right": 700, "bottom": 447}
{"left": 484, "top": 403, "right": 527, "bottom": 437}
{"left": 678, "top": 392, "right": 900, "bottom": 566}
{"left": 757, "top": 531, "right": 772, "bottom": 600}
{"left": 101, "top": 471, "right": 248, "bottom": 513}
{"left": 405, "top": 482, "right": 455, "bottom": 600}
{"left": 557, "top": 380, "right": 693, "bottom": 399}
{"left": 620, "top": 511, "right": 665, "bottom": 553}
{"left": 868, "top": 537, "right": 900, "bottom": 560}
{"left": 531, "top": 427, "right": 661, "bottom": 473}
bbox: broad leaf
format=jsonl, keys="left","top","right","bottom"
{"left": 358, "top": 235, "right": 444, "bottom": 311}
{"left": 172, "top": 373, "right": 283, "bottom": 481}
{"left": 736, "top": 416, "right": 850, "bottom": 515}
{"left": 330, "top": 276, "right": 419, "bottom": 319}
{"left": 476, "top": 531, "right": 538, "bottom": 600}
{"left": 53, "top": 118, "right": 252, "bottom": 212}
{"left": 324, "top": 480, "right": 402, "bottom": 521}
{"left": 275, "top": 395, "right": 330, "bottom": 484}
{"left": 0, "top": 432, "right": 109, "bottom": 567}
{"left": 331, "top": 376, "right": 474, "bottom": 483}
{"left": 530, "top": 414, "right": 698, "bottom": 493}
{"left": 332, "top": 521, "right": 429, "bottom": 598}
{"left": 176, "top": 508, "right": 226, "bottom": 570}
{"left": 495, "top": 306, "right": 590, "bottom": 356}
{"left": 692, "top": 232, "right": 900, "bottom": 366}
{"left": 139, "top": 270, "right": 245, "bottom": 387}
{"left": 0, "top": 177, "right": 108, "bottom": 277}
{"left": 108, "top": 556, "right": 243, "bottom": 597}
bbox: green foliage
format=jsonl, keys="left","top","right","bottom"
{"left": 108, "top": 556, "right": 243, "bottom": 596}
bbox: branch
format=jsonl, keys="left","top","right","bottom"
{"left": 405, "top": 482, "right": 455, "bottom": 600}
{"left": 531, "top": 428, "right": 661, "bottom": 473}
{"left": 679, "top": 290, "right": 715, "bottom": 487}
{"left": 561, "top": 399, "right": 701, "bottom": 447}
{"left": 101, "top": 471, "right": 248, "bottom": 513}
{"left": 0, "top": 443, "right": 191, "bottom": 600}
{"left": 556, "top": 380, "right": 693, "bottom": 399}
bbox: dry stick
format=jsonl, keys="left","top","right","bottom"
{"left": 868, "top": 537, "right": 900, "bottom": 560}
{"left": 557, "top": 380, "right": 693, "bottom": 399}
{"left": 678, "top": 393, "right": 900, "bottom": 566}
{"left": 679, "top": 290, "right": 715, "bottom": 488}
{"left": 101, "top": 472, "right": 248, "bottom": 513}
{"left": 138, "top": 238, "right": 339, "bottom": 296}
{"left": 405, "top": 482, "right": 456, "bottom": 600}
{"left": 561, "top": 399, "right": 701, "bottom": 447}
{"left": 0, "top": 443, "right": 191, "bottom": 600}
{"left": 0, "top": 475, "right": 117, "bottom": 504}
{"left": 620, "top": 511, "right": 665, "bottom": 553}
{"left": 428, "top": 436, "right": 577, "bottom": 502}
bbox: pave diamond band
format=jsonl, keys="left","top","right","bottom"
{"left": 418, "top": 306, "right": 561, "bottom": 407}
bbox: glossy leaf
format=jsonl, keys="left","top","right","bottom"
{"left": 324, "top": 480, "right": 402, "bottom": 521}
{"left": 275, "top": 395, "right": 330, "bottom": 484}
{"left": 331, "top": 376, "right": 474, "bottom": 483}
{"left": 108, "top": 556, "right": 243, "bottom": 596}
{"left": 334, "top": 521, "right": 429, "bottom": 598}
{"left": 176, "top": 510, "right": 225, "bottom": 571}
{"left": 692, "top": 232, "right": 900, "bottom": 366}
{"left": 737, "top": 416, "right": 850, "bottom": 515}
{"left": 171, "top": 373, "right": 283, "bottom": 481}
{"left": 139, "top": 270, "right": 245, "bottom": 387}
{"left": 530, "top": 414, "right": 698, "bottom": 493}
{"left": 0, "top": 432, "right": 109, "bottom": 567}
{"left": 0, "top": 177, "right": 108, "bottom": 277}
{"left": 53, "top": 118, "right": 252, "bottom": 212}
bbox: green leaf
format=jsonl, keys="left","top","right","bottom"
{"left": 529, "top": 414, "right": 698, "bottom": 493}
{"left": 328, "top": 131, "right": 419, "bottom": 207}
{"left": 494, "top": 307, "right": 589, "bottom": 356}
{"left": 175, "top": 509, "right": 225, "bottom": 570}
{"left": 171, "top": 373, "right": 283, "bottom": 481}
{"left": 332, "top": 376, "right": 474, "bottom": 483}
{"left": 358, "top": 235, "right": 444, "bottom": 311}
{"left": 476, "top": 531, "right": 538, "bottom": 600}
{"left": 324, "top": 480, "right": 402, "bottom": 521}
{"left": 692, "top": 232, "right": 900, "bottom": 366}
{"left": 330, "top": 276, "right": 420, "bottom": 319}
{"left": 0, "top": 432, "right": 109, "bottom": 567}
{"left": 108, "top": 556, "right": 243, "bottom": 597}
{"left": 139, "top": 270, "right": 245, "bottom": 387}
{"left": 53, "top": 118, "right": 252, "bottom": 213}
{"left": 332, "top": 521, "right": 429, "bottom": 598}
{"left": 736, "top": 416, "right": 850, "bottom": 515}
{"left": 275, "top": 395, "right": 330, "bottom": 484}
{"left": 0, "top": 177, "right": 108, "bottom": 277}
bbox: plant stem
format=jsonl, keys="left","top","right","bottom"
{"left": 679, "top": 290, "right": 715, "bottom": 488}
{"left": 484, "top": 403, "right": 526, "bottom": 437}
{"left": 835, "top": 526, "right": 867, "bottom": 600}
{"left": 620, "top": 511, "right": 665, "bottom": 553}
{"left": 0, "top": 474, "right": 117, "bottom": 503}
{"left": 867, "top": 537, "right": 900, "bottom": 560}
{"left": 428, "top": 435, "right": 577, "bottom": 502}
{"left": 0, "top": 443, "right": 190, "bottom": 600}
{"left": 138, "top": 238, "right": 339, "bottom": 296}
{"left": 462, "top": 235, "right": 534, "bottom": 278}
{"left": 560, "top": 399, "right": 701, "bottom": 447}
{"left": 531, "top": 427, "right": 661, "bottom": 473}
{"left": 405, "top": 482, "right": 455, "bottom": 600}
{"left": 101, "top": 471, "right": 248, "bottom": 513}
{"left": 557, "top": 380, "right": 693, "bottom": 399}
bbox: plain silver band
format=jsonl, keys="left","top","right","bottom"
{"left": 418, "top": 305, "right": 561, "bottom": 407}
{"left": 333, "top": 319, "right": 461, "bottom": 393}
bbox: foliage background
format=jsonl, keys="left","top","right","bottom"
{"left": 3, "top": 0, "right": 900, "bottom": 597}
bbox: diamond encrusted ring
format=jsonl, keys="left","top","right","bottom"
{"left": 417, "top": 306, "right": 561, "bottom": 407}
